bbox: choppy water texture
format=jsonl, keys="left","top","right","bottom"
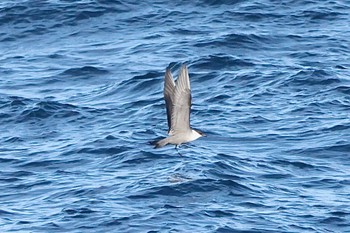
{"left": 1, "top": 0, "right": 350, "bottom": 232}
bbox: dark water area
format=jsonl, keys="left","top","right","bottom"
{"left": 1, "top": 0, "right": 350, "bottom": 232}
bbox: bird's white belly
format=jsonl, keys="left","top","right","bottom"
{"left": 169, "top": 130, "right": 201, "bottom": 145}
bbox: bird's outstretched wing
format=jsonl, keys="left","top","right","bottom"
{"left": 169, "top": 65, "right": 192, "bottom": 135}
{"left": 164, "top": 68, "right": 176, "bottom": 134}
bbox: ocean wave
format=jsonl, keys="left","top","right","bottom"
{"left": 60, "top": 66, "right": 109, "bottom": 77}
{"left": 18, "top": 100, "right": 80, "bottom": 121}
{"left": 0, "top": 1, "right": 131, "bottom": 27}
{"left": 192, "top": 54, "right": 255, "bottom": 70}
{"left": 194, "top": 33, "right": 272, "bottom": 50}
{"left": 283, "top": 69, "right": 340, "bottom": 87}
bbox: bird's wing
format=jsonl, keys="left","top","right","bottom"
{"left": 164, "top": 68, "right": 176, "bottom": 134}
{"left": 170, "top": 65, "right": 192, "bottom": 134}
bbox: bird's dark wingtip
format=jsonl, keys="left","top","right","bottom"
{"left": 149, "top": 140, "right": 161, "bottom": 149}
{"left": 149, "top": 140, "right": 156, "bottom": 145}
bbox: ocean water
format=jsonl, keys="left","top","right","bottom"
{"left": 1, "top": 0, "right": 350, "bottom": 232}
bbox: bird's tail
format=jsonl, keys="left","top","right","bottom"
{"left": 151, "top": 138, "right": 169, "bottom": 149}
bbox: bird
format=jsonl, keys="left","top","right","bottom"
{"left": 153, "top": 64, "right": 205, "bottom": 151}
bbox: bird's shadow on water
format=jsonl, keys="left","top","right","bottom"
{"left": 147, "top": 143, "right": 206, "bottom": 184}
{"left": 166, "top": 155, "right": 195, "bottom": 184}
{"left": 169, "top": 151, "right": 212, "bottom": 185}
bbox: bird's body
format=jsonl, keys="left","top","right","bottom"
{"left": 153, "top": 65, "right": 205, "bottom": 149}
{"left": 154, "top": 129, "right": 203, "bottom": 148}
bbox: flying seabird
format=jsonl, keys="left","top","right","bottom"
{"left": 153, "top": 64, "right": 205, "bottom": 150}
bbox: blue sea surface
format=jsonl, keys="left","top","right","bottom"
{"left": 1, "top": 0, "right": 350, "bottom": 232}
